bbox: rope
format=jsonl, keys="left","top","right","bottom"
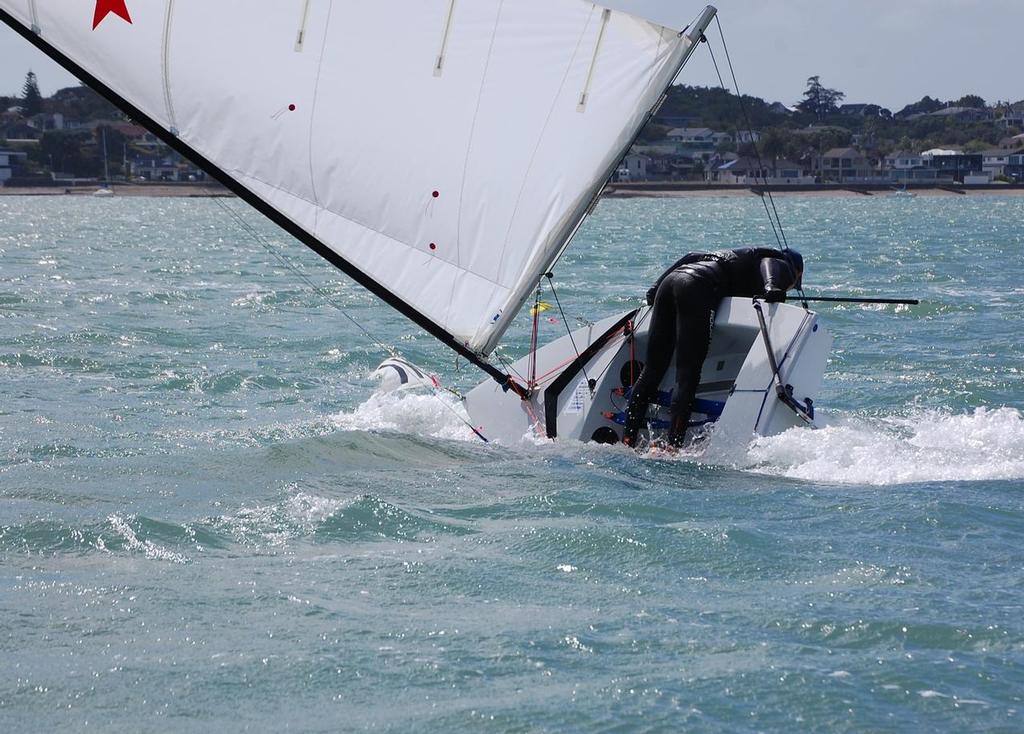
{"left": 210, "top": 197, "right": 491, "bottom": 442}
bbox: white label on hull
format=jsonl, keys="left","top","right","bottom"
{"left": 566, "top": 379, "right": 590, "bottom": 414}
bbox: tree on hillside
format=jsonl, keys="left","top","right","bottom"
{"left": 796, "top": 76, "right": 845, "bottom": 120}
{"left": 39, "top": 129, "right": 90, "bottom": 175}
{"left": 953, "top": 94, "right": 986, "bottom": 109}
{"left": 20, "top": 71, "right": 43, "bottom": 116}
{"left": 896, "top": 95, "right": 944, "bottom": 119}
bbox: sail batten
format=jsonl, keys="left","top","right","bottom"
{"left": 1, "top": 1, "right": 715, "bottom": 362}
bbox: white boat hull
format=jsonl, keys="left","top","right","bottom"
{"left": 464, "top": 298, "right": 832, "bottom": 454}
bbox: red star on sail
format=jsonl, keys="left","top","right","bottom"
{"left": 93, "top": 0, "right": 132, "bottom": 30}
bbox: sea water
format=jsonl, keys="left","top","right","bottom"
{"left": 1, "top": 193, "right": 1022, "bottom": 732}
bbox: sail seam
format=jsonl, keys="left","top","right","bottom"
{"left": 306, "top": 0, "right": 335, "bottom": 209}
{"left": 492, "top": 9, "right": 595, "bottom": 282}
{"left": 27, "top": 0, "right": 40, "bottom": 33}
{"left": 161, "top": 0, "right": 178, "bottom": 135}
{"left": 452, "top": 0, "right": 505, "bottom": 322}
{"left": 577, "top": 8, "right": 611, "bottom": 113}
{"left": 479, "top": 26, "right": 691, "bottom": 355}
{"left": 434, "top": 0, "right": 457, "bottom": 77}
{"left": 295, "top": 0, "right": 312, "bottom": 52}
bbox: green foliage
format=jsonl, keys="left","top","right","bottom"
{"left": 953, "top": 94, "right": 986, "bottom": 109}
{"left": 20, "top": 71, "right": 43, "bottom": 116}
{"left": 658, "top": 85, "right": 784, "bottom": 132}
{"left": 48, "top": 85, "right": 120, "bottom": 122}
{"left": 37, "top": 129, "right": 92, "bottom": 175}
{"left": 796, "top": 76, "right": 845, "bottom": 120}
{"left": 896, "top": 96, "right": 944, "bottom": 118}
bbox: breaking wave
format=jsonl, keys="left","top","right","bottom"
{"left": 329, "top": 389, "right": 481, "bottom": 443}
{"left": 325, "top": 389, "right": 1024, "bottom": 487}
{"left": 742, "top": 406, "right": 1024, "bottom": 486}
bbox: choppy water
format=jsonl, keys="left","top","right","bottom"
{"left": 1, "top": 193, "right": 1023, "bottom": 732}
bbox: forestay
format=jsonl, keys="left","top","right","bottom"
{"left": 1, "top": 1, "right": 711, "bottom": 356}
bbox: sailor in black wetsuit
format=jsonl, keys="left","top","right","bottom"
{"left": 623, "top": 247, "right": 804, "bottom": 448}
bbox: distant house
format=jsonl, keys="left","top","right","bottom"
{"left": 996, "top": 111, "right": 1024, "bottom": 130}
{"left": 130, "top": 153, "right": 206, "bottom": 182}
{"left": 735, "top": 130, "right": 762, "bottom": 144}
{"left": 0, "top": 149, "right": 29, "bottom": 184}
{"left": 838, "top": 103, "right": 890, "bottom": 118}
{"left": 817, "top": 147, "right": 875, "bottom": 182}
{"left": 619, "top": 153, "right": 650, "bottom": 182}
{"left": 712, "top": 157, "right": 810, "bottom": 185}
{"left": 0, "top": 121, "right": 39, "bottom": 142}
{"left": 884, "top": 151, "right": 924, "bottom": 170}
{"left": 792, "top": 124, "right": 852, "bottom": 138}
{"left": 919, "top": 107, "right": 993, "bottom": 123}
{"left": 1007, "top": 151, "right": 1024, "bottom": 181}
{"left": 921, "top": 149, "right": 984, "bottom": 182}
{"left": 666, "top": 127, "right": 721, "bottom": 155}
{"left": 883, "top": 150, "right": 936, "bottom": 182}
{"left": 981, "top": 149, "right": 1014, "bottom": 177}
{"left": 666, "top": 127, "right": 714, "bottom": 144}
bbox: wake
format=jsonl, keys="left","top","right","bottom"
{"left": 330, "top": 390, "right": 1024, "bottom": 486}
{"left": 743, "top": 406, "right": 1024, "bottom": 485}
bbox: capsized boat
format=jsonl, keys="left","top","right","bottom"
{"left": 1, "top": 2, "right": 829, "bottom": 448}
{"left": 465, "top": 298, "right": 830, "bottom": 451}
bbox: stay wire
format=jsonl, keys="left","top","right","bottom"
{"left": 704, "top": 37, "right": 783, "bottom": 252}
{"left": 211, "top": 197, "right": 490, "bottom": 442}
{"left": 545, "top": 273, "right": 593, "bottom": 392}
{"left": 710, "top": 17, "right": 808, "bottom": 304}
{"left": 714, "top": 15, "right": 792, "bottom": 252}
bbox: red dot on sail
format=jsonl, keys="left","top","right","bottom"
{"left": 432, "top": 191, "right": 440, "bottom": 198}
{"left": 288, "top": 104, "right": 297, "bottom": 112}
{"left": 429, "top": 243, "right": 437, "bottom": 251}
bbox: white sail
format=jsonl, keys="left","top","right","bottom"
{"left": 1, "top": 1, "right": 713, "bottom": 356}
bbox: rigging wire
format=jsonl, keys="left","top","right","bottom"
{"left": 713, "top": 15, "right": 791, "bottom": 252}
{"left": 210, "top": 197, "right": 491, "bottom": 442}
{"left": 707, "top": 17, "right": 809, "bottom": 304}
{"left": 545, "top": 272, "right": 593, "bottom": 392}
{"left": 704, "top": 37, "right": 784, "bottom": 251}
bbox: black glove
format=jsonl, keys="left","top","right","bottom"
{"left": 646, "top": 287, "right": 656, "bottom": 306}
{"left": 764, "top": 288, "right": 786, "bottom": 304}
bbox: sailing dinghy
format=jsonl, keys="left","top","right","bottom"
{"left": 1, "top": 1, "right": 830, "bottom": 449}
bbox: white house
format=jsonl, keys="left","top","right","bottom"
{"left": 618, "top": 153, "right": 650, "bottom": 182}
{"left": 982, "top": 149, "right": 1011, "bottom": 177}
{"left": 884, "top": 151, "right": 924, "bottom": 170}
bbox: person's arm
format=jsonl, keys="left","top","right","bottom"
{"left": 760, "top": 256, "right": 798, "bottom": 303}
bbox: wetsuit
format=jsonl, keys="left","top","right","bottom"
{"left": 622, "top": 248, "right": 803, "bottom": 447}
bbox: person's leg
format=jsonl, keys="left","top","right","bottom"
{"left": 622, "top": 277, "right": 677, "bottom": 446}
{"left": 667, "top": 281, "right": 717, "bottom": 446}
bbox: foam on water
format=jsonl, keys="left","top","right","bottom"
{"left": 328, "top": 390, "right": 1024, "bottom": 487}
{"left": 744, "top": 406, "right": 1024, "bottom": 485}
{"left": 329, "top": 389, "right": 481, "bottom": 443}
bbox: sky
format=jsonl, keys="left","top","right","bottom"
{"left": 1, "top": 1, "right": 1021, "bottom": 110}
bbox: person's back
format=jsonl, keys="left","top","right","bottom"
{"left": 623, "top": 247, "right": 803, "bottom": 448}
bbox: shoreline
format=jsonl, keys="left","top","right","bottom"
{"left": 0, "top": 184, "right": 233, "bottom": 197}
{"left": 603, "top": 182, "right": 1024, "bottom": 198}
{"left": 3, "top": 183, "right": 1024, "bottom": 199}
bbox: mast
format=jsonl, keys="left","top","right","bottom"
{"left": 0, "top": 7, "right": 512, "bottom": 386}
